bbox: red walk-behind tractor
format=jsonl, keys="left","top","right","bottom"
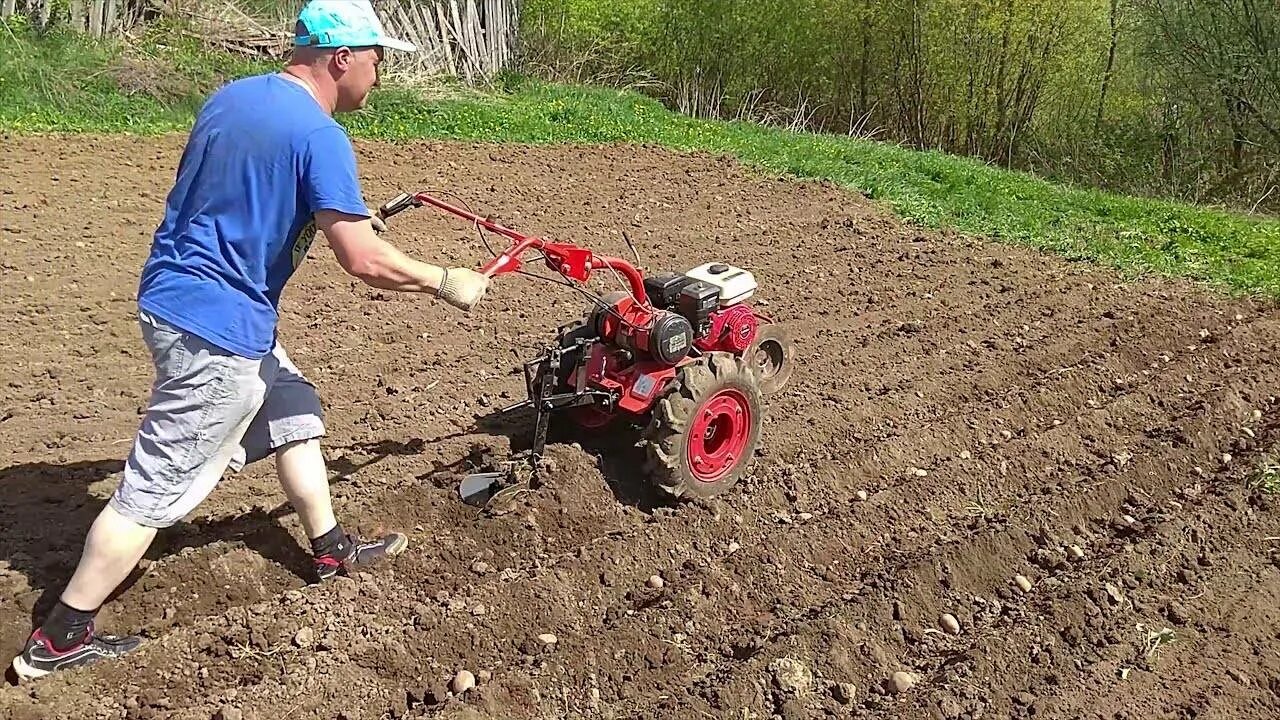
{"left": 378, "top": 191, "right": 796, "bottom": 508}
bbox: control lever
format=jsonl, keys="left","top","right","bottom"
{"left": 378, "top": 193, "right": 420, "bottom": 220}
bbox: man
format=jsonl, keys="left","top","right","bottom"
{"left": 11, "top": 0, "right": 489, "bottom": 680}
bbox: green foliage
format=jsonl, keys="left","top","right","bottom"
{"left": 1128, "top": 0, "right": 1280, "bottom": 201}
{"left": 518, "top": 0, "right": 1280, "bottom": 214}
{"left": 2, "top": 19, "right": 1276, "bottom": 300}
{"left": 0, "top": 17, "right": 274, "bottom": 132}
{"left": 1250, "top": 456, "right": 1280, "bottom": 494}
{"left": 520, "top": 0, "right": 660, "bottom": 84}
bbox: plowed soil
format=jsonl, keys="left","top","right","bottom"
{"left": 2, "top": 133, "right": 1279, "bottom": 720}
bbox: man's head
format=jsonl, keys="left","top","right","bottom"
{"left": 287, "top": 0, "right": 416, "bottom": 113}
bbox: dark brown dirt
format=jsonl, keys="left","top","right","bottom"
{"left": 1, "top": 133, "right": 1279, "bottom": 720}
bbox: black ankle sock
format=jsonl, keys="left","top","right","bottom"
{"left": 43, "top": 600, "right": 97, "bottom": 652}
{"left": 310, "top": 524, "right": 351, "bottom": 560}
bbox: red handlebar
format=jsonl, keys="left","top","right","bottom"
{"left": 398, "top": 192, "right": 651, "bottom": 306}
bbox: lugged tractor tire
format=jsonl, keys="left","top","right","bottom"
{"left": 643, "top": 352, "right": 764, "bottom": 500}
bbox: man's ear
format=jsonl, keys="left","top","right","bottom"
{"left": 332, "top": 47, "right": 354, "bottom": 72}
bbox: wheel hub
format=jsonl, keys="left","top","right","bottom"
{"left": 754, "top": 339, "right": 785, "bottom": 379}
{"left": 687, "top": 388, "right": 753, "bottom": 483}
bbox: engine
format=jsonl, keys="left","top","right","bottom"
{"left": 589, "top": 261, "right": 762, "bottom": 366}
{"left": 593, "top": 294, "right": 695, "bottom": 367}
{"left": 551, "top": 261, "right": 765, "bottom": 417}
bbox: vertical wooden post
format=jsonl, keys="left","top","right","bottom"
{"left": 505, "top": 0, "right": 519, "bottom": 69}
{"left": 483, "top": 0, "right": 497, "bottom": 72}
{"left": 463, "top": 0, "right": 480, "bottom": 75}
{"left": 1, "top": 1, "right": 17, "bottom": 20}
{"left": 68, "top": 0, "right": 84, "bottom": 31}
{"left": 410, "top": 2, "right": 446, "bottom": 75}
{"left": 88, "top": 0, "right": 104, "bottom": 36}
{"left": 435, "top": 2, "right": 457, "bottom": 78}
{"left": 448, "top": 0, "right": 467, "bottom": 80}
{"left": 104, "top": 0, "right": 118, "bottom": 33}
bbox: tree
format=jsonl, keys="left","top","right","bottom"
{"left": 1134, "top": 0, "right": 1280, "bottom": 165}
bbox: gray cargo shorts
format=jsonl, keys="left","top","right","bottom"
{"left": 108, "top": 311, "right": 326, "bottom": 528}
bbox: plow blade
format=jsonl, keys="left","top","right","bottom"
{"left": 458, "top": 471, "right": 509, "bottom": 507}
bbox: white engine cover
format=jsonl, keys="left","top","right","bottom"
{"left": 685, "top": 262, "right": 757, "bottom": 306}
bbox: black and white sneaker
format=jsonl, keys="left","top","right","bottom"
{"left": 313, "top": 532, "right": 409, "bottom": 581}
{"left": 10, "top": 625, "right": 142, "bottom": 681}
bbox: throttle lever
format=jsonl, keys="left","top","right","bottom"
{"left": 378, "top": 193, "right": 419, "bottom": 219}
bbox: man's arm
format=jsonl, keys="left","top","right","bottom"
{"left": 298, "top": 127, "right": 488, "bottom": 309}
{"left": 318, "top": 209, "right": 446, "bottom": 292}
{"left": 317, "top": 209, "right": 490, "bottom": 310}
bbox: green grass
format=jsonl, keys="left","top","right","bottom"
{"left": 1250, "top": 456, "right": 1280, "bottom": 494}
{"left": 3, "top": 19, "right": 1278, "bottom": 299}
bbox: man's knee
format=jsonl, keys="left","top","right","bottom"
{"left": 232, "top": 370, "right": 326, "bottom": 470}
{"left": 119, "top": 356, "right": 265, "bottom": 525}
{"left": 106, "top": 493, "right": 182, "bottom": 530}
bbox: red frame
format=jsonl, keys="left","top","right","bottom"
{"left": 412, "top": 193, "right": 651, "bottom": 306}
{"left": 576, "top": 344, "right": 680, "bottom": 415}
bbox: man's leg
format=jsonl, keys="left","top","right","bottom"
{"left": 276, "top": 438, "right": 337, "bottom": 540}
{"left": 12, "top": 315, "right": 266, "bottom": 681}
{"left": 58, "top": 506, "right": 157, "bottom": 619}
{"left": 231, "top": 343, "right": 407, "bottom": 582}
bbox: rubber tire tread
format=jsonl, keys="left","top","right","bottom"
{"left": 643, "top": 352, "right": 763, "bottom": 500}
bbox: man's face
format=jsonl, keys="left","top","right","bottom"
{"left": 332, "top": 46, "right": 384, "bottom": 112}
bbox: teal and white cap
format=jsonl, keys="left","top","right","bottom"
{"left": 295, "top": 0, "right": 418, "bottom": 53}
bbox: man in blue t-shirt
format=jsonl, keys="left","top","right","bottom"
{"left": 12, "top": 1, "right": 489, "bottom": 680}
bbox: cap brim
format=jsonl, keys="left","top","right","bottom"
{"left": 379, "top": 37, "right": 417, "bottom": 52}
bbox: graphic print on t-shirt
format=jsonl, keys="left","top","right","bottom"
{"left": 292, "top": 218, "right": 318, "bottom": 269}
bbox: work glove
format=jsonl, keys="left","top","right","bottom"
{"left": 436, "top": 267, "right": 489, "bottom": 312}
{"left": 368, "top": 207, "right": 388, "bottom": 234}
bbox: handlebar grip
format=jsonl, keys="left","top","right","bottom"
{"left": 378, "top": 193, "right": 418, "bottom": 219}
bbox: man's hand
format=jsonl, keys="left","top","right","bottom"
{"left": 369, "top": 208, "right": 388, "bottom": 234}
{"left": 436, "top": 268, "right": 490, "bottom": 312}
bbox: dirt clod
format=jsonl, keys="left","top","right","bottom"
{"left": 769, "top": 657, "right": 813, "bottom": 695}
{"left": 292, "top": 628, "right": 314, "bottom": 649}
{"left": 451, "top": 670, "right": 476, "bottom": 695}
{"left": 888, "top": 671, "right": 916, "bottom": 694}
{"left": 1165, "top": 601, "right": 1191, "bottom": 625}
{"left": 832, "top": 682, "right": 856, "bottom": 704}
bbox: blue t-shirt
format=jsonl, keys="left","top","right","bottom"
{"left": 138, "top": 73, "right": 370, "bottom": 358}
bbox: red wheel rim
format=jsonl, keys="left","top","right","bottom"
{"left": 687, "top": 388, "right": 752, "bottom": 483}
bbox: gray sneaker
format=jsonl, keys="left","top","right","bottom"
{"left": 313, "top": 531, "right": 409, "bottom": 581}
{"left": 11, "top": 625, "right": 142, "bottom": 680}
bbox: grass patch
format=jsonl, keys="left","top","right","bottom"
{"left": 0, "top": 18, "right": 274, "bottom": 133}
{"left": 3, "top": 20, "right": 1279, "bottom": 299}
{"left": 1249, "top": 456, "right": 1280, "bottom": 494}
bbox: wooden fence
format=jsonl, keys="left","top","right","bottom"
{"left": 1, "top": 0, "right": 152, "bottom": 36}
{"left": 0, "top": 0, "right": 521, "bottom": 82}
{"left": 379, "top": 0, "right": 519, "bottom": 83}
